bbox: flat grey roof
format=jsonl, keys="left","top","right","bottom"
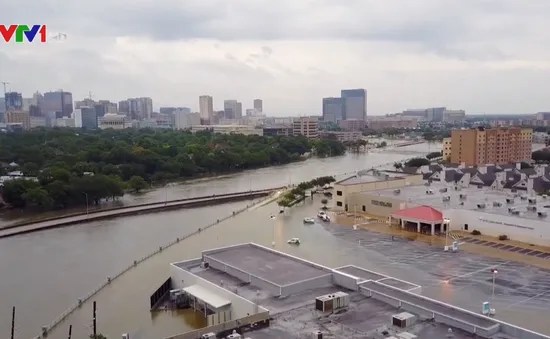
{"left": 378, "top": 277, "right": 419, "bottom": 291}
{"left": 205, "top": 245, "right": 329, "bottom": 286}
{"left": 182, "top": 284, "right": 231, "bottom": 309}
{"left": 359, "top": 281, "right": 498, "bottom": 329}
{"left": 335, "top": 265, "right": 387, "bottom": 282}
{"left": 369, "top": 182, "right": 550, "bottom": 222}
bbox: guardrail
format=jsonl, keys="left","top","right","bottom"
{"left": 33, "top": 192, "right": 279, "bottom": 339}
{"left": 5, "top": 188, "right": 283, "bottom": 231}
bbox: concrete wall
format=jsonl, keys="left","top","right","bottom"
{"left": 444, "top": 209, "right": 550, "bottom": 246}
{"left": 499, "top": 321, "right": 550, "bottom": 339}
{"left": 169, "top": 264, "right": 268, "bottom": 319}
{"left": 280, "top": 274, "right": 333, "bottom": 296}
{"left": 333, "top": 174, "right": 423, "bottom": 211}
{"left": 207, "top": 310, "right": 232, "bottom": 326}
{"left": 346, "top": 193, "right": 413, "bottom": 217}
{"left": 332, "top": 270, "right": 361, "bottom": 291}
{"left": 203, "top": 255, "right": 282, "bottom": 296}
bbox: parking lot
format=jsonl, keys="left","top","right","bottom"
{"left": 323, "top": 223, "right": 550, "bottom": 314}
{"left": 461, "top": 237, "right": 550, "bottom": 259}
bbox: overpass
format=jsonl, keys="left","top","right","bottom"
{"left": 0, "top": 188, "right": 281, "bottom": 239}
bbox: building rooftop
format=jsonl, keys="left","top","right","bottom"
{"left": 368, "top": 181, "right": 550, "bottom": 222}
{"left": 336, "top": 170, "right": 410, "bottom": 186}
{"left": 170, "top": 243, "right": 547, "bottom": 339}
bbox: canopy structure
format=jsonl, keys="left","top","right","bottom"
{"left": 183, "top": 285, "right": 231, "bottom": 310}
{"left": 391, "top": 205, "right": 444, "bottom": 235}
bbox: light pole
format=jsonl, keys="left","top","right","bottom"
{"left": 83, "top": 192, "right": 89, "bottom": 218}
{"left": 164, "top": 183, "right": 168, "bottom": 205}
{"left": 270, "top": 215, "right": 276, "bottom": 248}
{"left": 491, "top": 268, "right": 498, "bottom": 299}
{"left": 443, "top": 218, "right": 451, "bottom": 246}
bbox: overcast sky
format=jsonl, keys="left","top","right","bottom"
{"left": 2, "top": 0, "right": 550, "bottom": 115}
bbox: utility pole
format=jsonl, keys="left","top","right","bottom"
{"left": 68, "top": 324, "right": 72, "bottom": 339}
{"left": 93, "top": 301, "right": 97, "bottom": 337}
{"left": 10, "top": 306, "right": 15, "bottom": 339}
{"left": 88, "top": 91, "right": 93, "bottom": 100}
{"left": 1, "top": 81, "right": 8, "bottom": 111}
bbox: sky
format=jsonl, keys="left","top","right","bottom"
{"left": 2, "top": 0, "right": 550, "bottom": 116}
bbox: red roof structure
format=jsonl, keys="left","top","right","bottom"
{"left": 392, "top": 206, "right": 443, "bottom": 223}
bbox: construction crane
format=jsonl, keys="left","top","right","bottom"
{"left": 1, "top": 81, "right": 9, "bottom": 95}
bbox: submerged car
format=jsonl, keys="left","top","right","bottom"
{"left": 320, "top": 214, "right": 331, "bottom": 222}
{"left": 287, "top": 238, "right": 300, "bottom": 245}
{"left": 303, "top": 217, "right": 315, "bottom": 224}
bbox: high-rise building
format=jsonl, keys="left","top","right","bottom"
{"left": 253, "top": 99, "right": 263, "bottom": 113}
{"left": 6, "top": 110, "right": 30, "bottom": 129}
{"left": 449, "top": 127, "right": 532, "bottom": 166}
{"left": 199, "top": 95, "right": 214, "bottom": 124}
{"left": 292, "top": 117, "right": 319, "bottom": 139}
{"left": 341, "top": 89, "right": 366, "bottom": 120}
{"left": 174, "top": 109, "right": 200, "bottom": 130}
{"left": 5, "top": 92, "right": 23, "bottom": 110}
{"left": 117, "top": 97, "right": 152, "bottom": 120}
{"left": 224, "top": 100, "right": 238, "bottom": 119}
{"left": 322, "top": 97, "right": 344, "bottom": 123}
{"left": 235, "top": 102, "right": 243, "bottom": 118}
{"left": 74, "top": 107, "right": 98, "bottom": 129}
{"left": 42, "top": 91, "right": 73, "bottom": 117}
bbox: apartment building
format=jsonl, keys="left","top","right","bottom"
{"left": 6, "top": 110, "right": 30, "bottom": 129}
{"left": 450, "top": 127, "right": 532, "bottom": 166}
{"left": 293, "top": 117, "right": 319, "bottom": 139}
{"left": 443, "top": 138, "right": 452, "bottom": 160}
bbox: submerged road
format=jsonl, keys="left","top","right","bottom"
{"left": 0, "top": 189, "right": 279, "bottom": 239}
{"left": 1, "top": 146, "right": 428, "bottom": 339}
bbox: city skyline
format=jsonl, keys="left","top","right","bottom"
{"left": 2, "top": 1, "right": 550, "bottom": 115}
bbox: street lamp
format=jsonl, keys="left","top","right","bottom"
{"left": 491, "top": 268, "right": 498, "bottom": 299}
{"left": 270, "top": 215, "right": 276, "bottom": 248}
{"left": 443, "top": 218, "right": 451, "bottom": 246}
{"left": 82, "top": 192, "right": 89, "bottom": 218}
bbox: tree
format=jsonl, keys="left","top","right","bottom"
{"left": 426, "top": 151, "right": 443, "bottom": 160}
{"left": 393, "top": 162, "right": 403, "bottom": 170}
{"left": 1, "top": 179, "right": 41, "bottom": 208}
{"left": 321, "top": 198, "right": 328, "bottom": 209}
{"left": 128, "top": 175, "right": 148, "bottom": 193}
{"left": 405, "top": 158, "right": 430, "bottom": 168}
{"left": 22, "top": 187, "right": 54, "bottom": 209}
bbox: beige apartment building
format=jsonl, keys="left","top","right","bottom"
{"left": 449, "top": 127, "right": 532, "bottom": 166}
{"left": 6, "top": 110, "right": 30, "bottom": 129}
{"left": 293, "top": 117, "right": 319, "bottom": 139}
{"left": 443, "top": 138, "right": 452, "bottom": 161}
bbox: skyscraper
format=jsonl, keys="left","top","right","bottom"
{"left": 253, "top": 99, "right": 263, "bottom": 113}
{"left": 42, "top": 91, "right": 73, "bottom": 117}
{"left": 341, "top": 89, "right": 367, "bottom": 120}
{"left": 224, "top": 100, "right": 238, "bottom": 119}
{"left": 235, "top": 101, "right": 243, "bottom": 118}
{"left": 74, "top": 107, "right": 98, "bottom": 129}
{"left": 322, "top": 97, "right": 343, "bottom": 123}
{"left": 199, "top": 95, "right": 214, "bottom": 124}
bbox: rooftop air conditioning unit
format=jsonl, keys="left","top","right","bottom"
{"left": 226, "top": 332, "right": 242, "bottom": 339}
{"left": 312, "top": 331, "right": 323, "bottom": 339}
{"left": 425, "top": 189, "right": 434, "bottom": 195}
{"left": 459, "top": 194, "right": 467, "bottom": 200}
{"left": 520, "top": 195, "right": 528, "bottom": 200}
{"left": 392, "top": 312, "right": 416, "bottom": 328}
{"left": 394, "top": 189, "right": 401, "bottom": 194}
{"left": 511, "top": 210, "right": 520, "bottom": 215}
{"left": 424, "top": 182, "right": 430, "bottom": 186}
{"left": 201, "top": 333, "right": 216, "bottom": 339}
{"left": 477, "top": 203, "right": 486, "bottom": 209}
{"left": 527, "top": 206, "right": 537, "bottom": 212}
{"left": 508, "top": 207, "right": 516, "bottom": 213}
{"left": 459, "top": 202, "right": 464, "bottom": 206}
{"left": 315, "top": 292, "right": 349, "bottom": 313}
{"left": 538, "top": 212, "right": 547, "bottom": 218}
{"left": 506, "top": 198, "right": 514, "bottom": 204}
{"left": 529, "top": 198, "right": 537, "bottom": 204}
{"left": 442, "top": 196, "right": 451, "bottom": 202}
{"left": 440, "top": 188, "right": 448, "bottom": 193}
{"left": 493, "top": 201, "right": 502, "bottom": 207}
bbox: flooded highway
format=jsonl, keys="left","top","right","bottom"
{"left": 1, "top": 150, "right": 417, "bottom": 339}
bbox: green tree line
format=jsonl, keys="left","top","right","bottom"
{"left": 277, "top": 176, "right": 336, "bottom": 207}
{"left": 0, "top": 128, "right": 345, "bottom": 210}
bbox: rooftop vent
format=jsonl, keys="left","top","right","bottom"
{"left": 459, "top": 194, "right": 467, "bottom": 200}
{"left": 440, "top": 188, "right": 448, "bottom": 193}
{"left": 538, "top": 212, "right": 547, "bottom": 218}
{"left": 527, "top": 206, "right": 537, "bottom": 212}
{"left": 394, "top": 189, "right": 401, "bottom": 194}
{"left": 506, "top": 198, "right": 514, "bottom": 204}
{"left": 477, "top": 203, "right": 486, "bottom": 209}
{"left": 392, "top": 312, "right": 416, "bottom": 328}
{"left": 442, "top": 196, "right": 451, "bottom": 202}
{"left": 529, "top": 198, "right": 537, "bottom": 204}
{"left": 493, "top": 201, "right": 502, "bottom": 207}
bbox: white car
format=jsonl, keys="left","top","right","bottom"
{"left": 320, "top": 214, "right": 331, "bottom": 222}
{"left": 317, "top": 211, "right": 326, "bottom": 218}
{"left": 303, "top": 217, "right": 315, "bottom": 224}
{"left": 287, "top": 238, "right": 300, "bottom": 245}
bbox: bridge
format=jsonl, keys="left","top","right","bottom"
{"left": 0, "top": 188, "right": 281, "bottom": 239}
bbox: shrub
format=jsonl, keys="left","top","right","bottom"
{"left": 471, "top": 230, "right": 481, "bottom": 236}
{"left": 498, "top": 234, "right": 508, "bottom": 241}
